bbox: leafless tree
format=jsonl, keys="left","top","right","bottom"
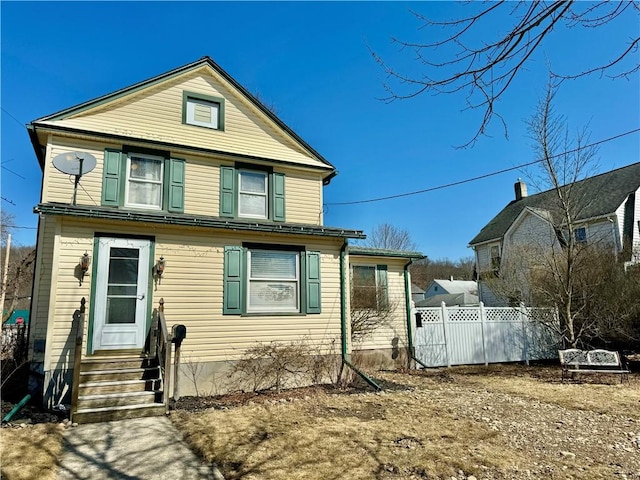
{"left": 372, "top": 1, "right": 639, "bottom": 146}
{"left": 350, "top": 285, "right": 399, "bottom": 342}
{"left": 485, "top": 82, "right": 629, "bottom": 347}
{"left": 409, "top": 256, "right": 475, "bottom": 289}
{"left": 365, "top": 223, "right": 417, "bottom": 251}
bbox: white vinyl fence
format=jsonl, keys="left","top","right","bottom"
{"left": 414, "top": 303, "right": 560, "bottom": 367}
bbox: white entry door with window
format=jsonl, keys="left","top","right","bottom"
{"left": 92, "top": 237, "right": 151, "bottom": 351}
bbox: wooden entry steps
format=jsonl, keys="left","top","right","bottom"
{"left": 73, "top": 354, "right": 166, "bottom": 424}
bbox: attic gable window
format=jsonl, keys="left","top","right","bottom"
{"left": 183, "top": 92, "right": 225, "bottom": 130}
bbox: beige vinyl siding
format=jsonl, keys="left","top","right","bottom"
{"left": 42, "top": 138, "right": 323, "bottom": 224}
{"left": 44, "top": 218, "right": 344, "bottom": 370}
{"left": 43, "top": 137, "right": 107, "bottom": 205}
{"left": 348, "top": 257, "right": 409, "bottom": 352}
{"left": 40, "top": 67, "right": 329, "bottom": 169}
{"left": 28, "top": 216, "right": 56, "bottom": 363}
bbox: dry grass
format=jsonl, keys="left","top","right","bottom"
{"left": 0, "top": 424, "right": 63, "bottom": 480}
{"left": 443, "top": 363, "right": 640, "bottom": 418}
{"left": 172, "top": 365, "right": 640, "bottom": 479}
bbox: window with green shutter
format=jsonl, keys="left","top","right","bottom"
{"left": 219, "top": 165, "right": 285, "bottom": 222}
{"left": 101, "top": 148, "right": 185, "bottom": 213}
{"left": 223, "top": 245, "right": 321, "bottom": 315}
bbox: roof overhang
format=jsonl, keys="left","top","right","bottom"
{"left": 348, "top": 246, "right": 425, "bottom": 260}
{"left": 34, "top": 203, "right": 366, "bottom": 239}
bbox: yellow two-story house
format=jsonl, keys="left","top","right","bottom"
{"left": 27, "top": 57, "right": 422, "bottom": 422}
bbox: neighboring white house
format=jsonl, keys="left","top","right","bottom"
{"left": 469, "top": 162, "right": 640, "bottom": 306}
{"left": 416, "top": 278, "right": 479, "bottom": 307}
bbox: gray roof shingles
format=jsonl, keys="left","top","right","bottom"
{"left": 469, "top": 162, "right": 640, "bottom": 246}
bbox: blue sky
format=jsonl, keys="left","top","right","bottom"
{"left": 2, "top": 2, "right": 639, "bottom": 259}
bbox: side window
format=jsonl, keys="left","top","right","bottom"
{"left": 223, "top": 246, "right": 321, "bottom": 315}
{"left": 182, "top": 92, "right": 225, "bottom": 130}
{"left": 220, "top": 165, "right": 285, "bottom": 222}
{"left": 350, "top": 264, "right": 388, "bottom": 311}
{"left": 101, "top": 149, "right": 184, "bottom": 213}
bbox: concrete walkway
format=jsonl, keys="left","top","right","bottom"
{"left": 56, "top": 417, "right": 220, "bottom": 480}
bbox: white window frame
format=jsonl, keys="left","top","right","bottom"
{"left": 246, "top": 249, "right": 300, "bottom": 313}
{"left": 238, "top": 169, "right": 268, "bottom": 219}
{"left": 124, "top": 153, "right": 164, "bottom": 210}
{"left": 185, "top": 97, "right": 221, "bottom": 129}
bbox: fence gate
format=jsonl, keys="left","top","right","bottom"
{"left": 414, "top": 303, "right": 559, "bottom": 368}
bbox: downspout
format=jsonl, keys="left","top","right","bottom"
{"left": 404, "top": 259, "right": 429, "bottom": 369}
{"left": 340, "top": 240, "right": 381, "bottom": 391}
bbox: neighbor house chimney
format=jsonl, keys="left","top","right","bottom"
{"left": 514, "top": 178, "right": 528, "bottom": 201}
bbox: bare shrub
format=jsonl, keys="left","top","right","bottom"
{"left": 229, "top": 340, "right": 312, "bottom": 393}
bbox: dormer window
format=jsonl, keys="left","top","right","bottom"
{"left": 183, "top": 92, "right": 225, "bottom": 130}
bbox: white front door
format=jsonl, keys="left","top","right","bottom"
{"left": 92, "top": 237, "right": 151, "bottom": 351}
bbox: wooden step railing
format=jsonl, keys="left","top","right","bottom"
{"left": 70, "top": 298, "right": 86, "bottom": 421}
{"left": 150, "top": 298, "right": 172, "bottom": 414}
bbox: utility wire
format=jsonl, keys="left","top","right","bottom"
{"left": 1, "top": 107, "right": 24, "bottom": 127}
{"left": 325, "top": 128, "right": 640, "bottom": 206}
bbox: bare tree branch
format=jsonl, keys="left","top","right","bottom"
{"left": 373, "top": 1, "right": 639, "bottom": 147}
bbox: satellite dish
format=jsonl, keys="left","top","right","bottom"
{"left": 52, "top": 152, "right": 97, "bottom": 205}
{"left": 52, "top": 151, "right": 97, "bottom": 176}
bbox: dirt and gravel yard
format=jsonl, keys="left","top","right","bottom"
{"left": 172, "top": 364, "right": 640, "bottom": 480}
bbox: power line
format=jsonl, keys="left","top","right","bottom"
{"left": 1, "top": 107, "right": 24, "bottom": 127}
{"left": 1, "top": 165, "right": 26, "bottom": 180}
{"left": 325, "top": 128, "right": 640, "bottom": 206}
{"left": 1, "top": 197, "right": 16, "bottom": 206}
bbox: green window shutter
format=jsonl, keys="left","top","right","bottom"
{"left": 102, "top": 149, "right": 123, "bottom": 206}
{"left": 220, "top": 166, "right": 236, "bottom": 217}
{"left": 167, "top": 158, "right": 185, "bottom": 213}
{"left": 271, "top": 172, "right": 286, "bottom": 222}
{"left": 376, "top": 265, "right": 389, "bottom": 309}
{"left": 305, "top": 251, "right": 321, "bottom": 314}
{"left": 223, "top": 246, "right": 244, "bottom": 314}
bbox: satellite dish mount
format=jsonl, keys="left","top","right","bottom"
{"left": 52, "top": 152, "right": 97, "bottom": 205}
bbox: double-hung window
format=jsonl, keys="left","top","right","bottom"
{"left": 247, "top": 249, "right": 299, "bottom": 313}
{"left": 125, "top": 154, "right": 164, "bottom": 209}
{"left": 238, "top": 170, "right": 268, "bottom": 219}
{"left": 102, "top": 148, "right": 185, "bottom": 213}
{"left": 223, "top": 246, "right": 321, "bottom": 315}
{"left": 351, "top": 264, "right": 388, "bottom": 311}
{"left": 220, "top": 165, "right": 285, "bottom": 222}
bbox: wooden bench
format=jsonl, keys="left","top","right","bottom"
{"left": 559, "top": 348, "right": 630, "bottom": 383}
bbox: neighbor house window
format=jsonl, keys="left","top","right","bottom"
{"left": 238, "top": 170, "right": 268, "bottom": 219}
{"left": 490, "top": 245, "right": 501, "bottom": 271}
{"left": 574, "top": 227, "right": 587, "bottom": 244}
{"left": 247, "top": 249, "right": 299, "bottom": 313}
{"left": 124, "top": 154, "right": 164, "bottom": 209}
{"left": 351, "top": 264, "right": 388, "bottom": 310}
{"left": 183, "top": 92, "right": 225, "bottom": 130}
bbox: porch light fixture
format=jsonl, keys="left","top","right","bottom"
{"left": 154, "top": 256, "right": 166, "bottom": 285}
{"left": 79, "top": 251, "right": 91, "bottom": 286}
